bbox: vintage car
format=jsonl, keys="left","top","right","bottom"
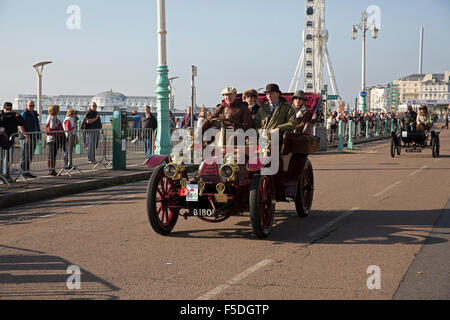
{"left": 391, "top": 128, "right": 440, "bottom": 158}
{"left": 144, "top": 93, "right": 321, "bottom": 238}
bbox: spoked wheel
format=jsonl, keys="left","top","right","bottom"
{"left": 390, "top": 139, "right": 396, "bottom": 158}
{"left": 146, "top": 165, "right": 179, "bottom": 235}
{"left": 295, "top": 159, "right": 314, "bottom": 217}
{"left": 250, "top": 174, "right": 275, "bottom": 239}
{"left": 397, "top": 143, "right": 401, "bottom": 156}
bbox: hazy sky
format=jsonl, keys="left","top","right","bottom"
{"left": 1, "top": 0, "right": 449, "bottom": 110}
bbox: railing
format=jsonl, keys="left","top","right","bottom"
{"left": 0, "top": 128, "right": 154, "bottom": 186}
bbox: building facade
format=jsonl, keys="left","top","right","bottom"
{"left": 14, "top": 90, "right": 158, "bottom": 114}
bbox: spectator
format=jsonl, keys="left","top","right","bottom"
{"left": 45, "top": 104, "right": 64, "bottom": 176}
{"left": 63, "top": 109, "right": 77, "bottom": 169}
{"left": 20, "top": 100, "right": 40, "bottom": 178}
{"left": 140, "top": 106, "right": 157, "bottom": 158}
{"left": 243, "top": 88, "right": 266, "bottom": 130}
{"left": 82, "top": 102, "right": 102, "bottom": 163}
{"left": 181, "top": 107, "right": 196, "bottom": 128}
{"left": 169, "top": 111, "right": 177, "bottom": 129}
{"left": 0, "top": 102, "right": 28, "bottom": 182}
{"left": 197, "top": 109, "right": 208, "bottom": 129}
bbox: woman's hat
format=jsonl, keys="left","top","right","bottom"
{"left": 293, "top": 90, "right": 306, "bottom": 100}
{"left": 243, "top": 88, "right": 258, "bottom": 99}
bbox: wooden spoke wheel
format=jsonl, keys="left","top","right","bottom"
{"left": 250, "top": 174, "right": 275, "bottom": 239}
{"left": 295, "top": 158, "right": 314, "bottom": 218}
{"left": 146, "top": 165, "right": 179, "bottom": 235}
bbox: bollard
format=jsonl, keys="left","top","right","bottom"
{"left": 348, "top": 120, "right": 353, "bottom": 150}
{"left": 384, "top": 119, "right": 388, "bottom": 135}
{"left": 391, "top": 119, "right": 394, "bottom": 132}
{"left": 366, "top": 120, "right": 370, "bottom": 139}
{"left": 375, "top": 119, "right": 380, "bottom": 137}
{"left": 397, "top": 119, "right": 401, "bottom": 133}
{"left": 338, "top": 120, "right": 343, "bottom": 152}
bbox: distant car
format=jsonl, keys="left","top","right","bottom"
{"left": 390, "top": 128, "right": 440, "bottom": 158}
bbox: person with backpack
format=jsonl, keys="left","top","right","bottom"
{"left": 0, "top": 102, "right": 28, "bottom": 182}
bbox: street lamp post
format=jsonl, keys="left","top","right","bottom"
{"left": 33, "top": 61, "right": 52, "bottom": 127}
{"left": 168, "top": 76, "right": 179, "bottom": 112}
{"left": 33, "top": 61, "right": 52, "bottom": 154}
{"left": 351, "top": 11, "right": 378, "bottom": 114}
{"left": 155, "top": 0, "right": 172, "bottom": 155}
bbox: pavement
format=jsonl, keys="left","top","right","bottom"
{"left": 0, "top": 134, "right": 391, "bottom": 210}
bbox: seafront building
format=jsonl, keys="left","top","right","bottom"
{"left": 13, "top": 90, "right": 162, "bottom": 123}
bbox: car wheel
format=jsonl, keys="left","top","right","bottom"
{"left": 390, "top": 139, "right": 396, "bottom": 158}
{"left": 432, "top": 137, "right": 439, "bottom": 158}
{"left": 295, "top": 159, "right": 314, "bottom": 217}
{"left": 146, "top": 164, "right": 179, "bottom": 235}
{"left": 250, "top": 174, "right": 275, "bottom": 239}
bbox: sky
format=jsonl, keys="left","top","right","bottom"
{"left": 0, "top": 0, "right": 449, "bottom": 110}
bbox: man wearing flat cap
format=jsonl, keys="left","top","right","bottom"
{"left": 260, "top": 83, "right": 297, "bottom": 137}
{"left": 292, "top": 90, "right": 312, "bottom": 134}
{"left": 202, "top": 86, "right": 253, "bottom": 132}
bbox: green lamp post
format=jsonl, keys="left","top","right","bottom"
{"left": 154, "top": 0, "right": 172, "bottom": 155}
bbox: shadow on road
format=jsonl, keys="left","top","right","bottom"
{"left": 168, "top": 209, "right": 447, "bottom": 247}
{"left": 0, "top": 244, "right": 120, "bottom": 299}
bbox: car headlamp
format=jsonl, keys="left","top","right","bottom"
{"left": 220, "top": 164, "right": 238, "bottom": 181}
{"left": 164, "top": 164, "right": 179, "bottom": 178}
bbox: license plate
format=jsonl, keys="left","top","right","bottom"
{"left": 189, "top": 208, "right": 214, "bottom": 217}
{"left": 405, "top": 149, "right": 421, "bottom": 153}
{"left": 186, "top": 184, "right": 198, "bottom": 202}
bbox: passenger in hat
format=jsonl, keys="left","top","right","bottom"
{"left": 417, "top": 105, "right": 431, "bottom": 131}
{"left": 401, "top": 105, "right": 417, "bottom": 131}
{"left": 292, "top": 90, "right": 312, "bottom": 134}
{"left": 202, "top": 86, "right": 253, "bottom": 133}
{"left": 242, "top": 88, "right": 267, "bottom": 130}
{"left": 260, "top": 83, "right": 297, "bottom": 137}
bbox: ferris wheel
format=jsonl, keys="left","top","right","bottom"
{"left": 289, "top": 0, "right": 339, "bottom": 99}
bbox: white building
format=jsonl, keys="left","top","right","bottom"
{"left": 367, "top": 85, "right": 390, "bottom": 112}
{"left": 14, "top": 90, "right": 158, "bottom": 113}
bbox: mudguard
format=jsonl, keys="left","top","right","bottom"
{"left": 143, "top": 155, "right": 170, "bottom": 168}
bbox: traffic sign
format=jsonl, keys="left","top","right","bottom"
{"left": 327, "top": 95, "right": 339, "bottom": 100}
{"left": 360, "top": 91, "right": 367, "bottom": 98}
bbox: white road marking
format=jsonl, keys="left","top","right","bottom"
{"left": 82, "top": 205, "right": 96, "bottom": 208}
{"left": 373, "top": 181, "right": 402, "bottom": 197}
{"left": 409, "top": 165, "right": 428, "bottom": 176}
{"left": 40, "top": 211, "right": 66, "bottom": 218}
{"left": 307, "top": 207, "right": 360, "bottom": 238}
{"left": 196, "top": 259, "right": 273, "bottom": 300}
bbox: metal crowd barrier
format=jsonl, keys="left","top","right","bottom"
{"left": 127, "top": 128, "right": 155, "bottom": 161}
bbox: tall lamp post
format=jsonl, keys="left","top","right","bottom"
{"left": 351, "top": 11, "right": 379, "bottom": 114}
{"left": 33, "top": 61, "right": 52, "bottom": 153}
{"left": 155, "top": 0, "right": 172, "bottom": 155}
{"left": 168, "top": 76, "right": 179, "bottom": 112}
{"left": 33, "top": 61, "right": 52, "bottom": 127}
